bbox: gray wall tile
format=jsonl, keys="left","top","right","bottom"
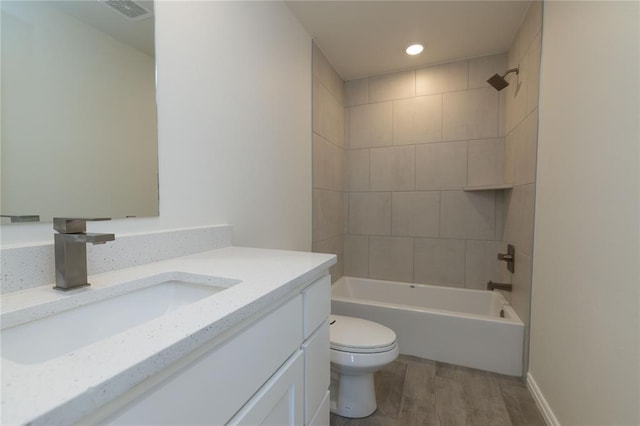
{"left": 495, "top": 191, "right": 506, "bottom": 241}
{"left": 322, "top": 85, "right": 345, "bottom": 146}
{"left": 440, "top": 191, "right": 495, "bottom": 239}
{"left": 344, "top": 108, "right": 350, "bottom": 148}
{"left": 349, "top": 192, "right": 392, "bottom": 235}
{"left": 349, "top": 102, "right": 393, "bottom": 148}
{"left": 345, "top": 78, "right": 370, "bottom": 107}
{"left": 313, "top": 133, "right": 344, "bottom": 191}
{"left": 503, "top": 184, "right": 535, "bottom": 255}
{"left": 468, "top": 138, "right": 505, "bottom": 187}
{"left": 443, "top": 88, "right": 499, "bottom": 141}
{"left": 370, "top": 69, "right": 415, "bottom": 102}
{"left": 510, "top": 248, "right": 532, "bottom": 371}
{"left": 393, "top": 95, "right": 442, "bottom": 145}
{"left": 416, "top": 142, "right": 468, "bottom": 189}
{"left": 370, "top": 146, "right": 416, "bottom": 191}
{"left": 414, "top": 238, "right": 466, "bottom": 287}
{"left": 312, "top": 77, "right": 323, "bottom": 135}
{"left": 416, "top": 60, "right": 469, "bottom": 95}
{"left": 465, "top": 240, "right": 507, "bottom": 290}
{"left": 344, "top": 234, "right": 369, "bottom": 277}
{"left": 503, "top": 68, "right": 526, "bottom": 135}
{"left": 526, "top": 33, "right": 541, "bottom": 114}
{"left": 312, "top": 45, "right": 346, "bottom": 282}
{"left": 346, "top": 149, "right": 370, "bottom": 191}
{"left": 392, "top": 192, "right": 440, "bottom": 237}
{"left": 369, "top": 236, "right": 414, "bottom": 282}
{"left": 511, "top": 248, "right": 532, "bottom": 326}
{"left": 312, "top": 189, "right": 344, "bottom": 242}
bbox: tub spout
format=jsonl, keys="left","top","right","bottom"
{"left": 487, "top": 281, "right": 512, "bottom": 292}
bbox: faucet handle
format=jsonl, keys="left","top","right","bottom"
{"left": 497, "top": 243, "right": 516, "bottom": 273}
{"left": 53, "top": 217, "right": 111, "bottom": 234}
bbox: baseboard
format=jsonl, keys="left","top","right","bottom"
{"left": 526, "top": 372, "right": 560, "bottom": 426}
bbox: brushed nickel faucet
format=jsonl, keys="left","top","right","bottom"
{"left": 0, "top": 214, "right": 40, "bottom": 223}
{"left": 53, "top": 218, "right": 115, "bottom": 291}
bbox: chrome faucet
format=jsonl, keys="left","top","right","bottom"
{"left": 486, "top": 281, "right": 512, "bottom": 292}
{"left": 53, "top": 218, "right": 115, "bottom": 291}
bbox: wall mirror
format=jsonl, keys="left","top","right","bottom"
{"left": 1, "top": 0, "right": 158, "bottom": 224}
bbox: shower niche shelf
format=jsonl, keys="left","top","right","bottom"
{"left": 463, "top": 183, "right": 513, "bottom": 192}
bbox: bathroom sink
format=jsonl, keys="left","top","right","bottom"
{"left": 1, "top": 275, "right": 239, "bottom": 365}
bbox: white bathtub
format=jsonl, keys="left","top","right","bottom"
{"left": 331, "top": 276, "right": 524, "bottom": 376}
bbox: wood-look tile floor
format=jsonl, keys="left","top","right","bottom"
{"left": 330, "top": 355, "right": 546, "bottom": 426}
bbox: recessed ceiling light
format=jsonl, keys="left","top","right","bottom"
{"left": 406, "top": 44, "right": 424, "bottom": 55}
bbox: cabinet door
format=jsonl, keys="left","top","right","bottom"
{"left": 308, "top": 391, "right": 330, "bottom": 426}
{"left": 228, "top": 350, "right": 304, "bottom": 426}
{"left": 302, "top": 321, "right": 330, "bottom": 424}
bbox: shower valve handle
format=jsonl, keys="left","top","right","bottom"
{"left": 498, "top": 244, "right": 516, "bottom": 274}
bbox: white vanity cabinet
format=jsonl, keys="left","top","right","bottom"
{"left": 230, "top": 274, "right": 331, "bottom": 426}
{"left": 91, "top": 273, "right": 331, "bottom": 426}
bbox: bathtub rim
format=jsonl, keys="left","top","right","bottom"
{"left": 332, "top": 276, "right": 524, "bottom": 326}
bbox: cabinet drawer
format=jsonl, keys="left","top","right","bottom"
{"left": 101, "top": 295, "right": 303, "bottom": 425}
{"left": 302, "top": 275, "right": 330, "bottom": 338}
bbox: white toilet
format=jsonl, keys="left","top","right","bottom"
{"left": 329, "top": 314, "right": 399, "bottom": 418}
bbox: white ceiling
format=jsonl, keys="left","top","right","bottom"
{"left": 286, "top": 1, "right": 531, "bottom": 81}
{"left": 50, "top": 1, "right": 155, "bottom": 57}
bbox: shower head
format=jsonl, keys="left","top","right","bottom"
{"left": 487, "top": 66, "right": 520, "bottom": 91}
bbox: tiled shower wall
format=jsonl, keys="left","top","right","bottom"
{"left": 343, "top": 55, "right": 512, "bottom": 290}
{"left": 502, "top": 1, "right": 542, "bottom": 371}
{"left": 311, "top": 43, "right": 345, "bottom": 281}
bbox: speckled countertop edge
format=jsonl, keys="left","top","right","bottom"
{"left": 0, "top": 246, "right": 336, "bottom": 425}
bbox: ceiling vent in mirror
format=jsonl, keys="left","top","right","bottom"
{"left": 101, "top": 0, "right": 153, "bottom": 22}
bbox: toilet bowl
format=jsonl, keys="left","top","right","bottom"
{"left": 329, "top": 314, "right": 399, "bottom": 418}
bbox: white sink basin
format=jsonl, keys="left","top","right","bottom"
{"left": 1, "top": 274, "right": 239, "bottom": 365}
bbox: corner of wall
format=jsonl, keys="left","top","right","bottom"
{"left": 311, "top": 42, "right": 346, "bottom": 282}
{"left": 502, "top": 0, "right": 543, "bottom": 375}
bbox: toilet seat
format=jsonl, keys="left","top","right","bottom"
{"left": 329, "top": 315, "right": 397, "bottom": 354}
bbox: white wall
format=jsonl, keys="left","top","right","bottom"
{"left": 530, "top": 2, "right": 639, "bottom": 424}
{"left": 1, "top": 1, "right": 312, "bottom": 252}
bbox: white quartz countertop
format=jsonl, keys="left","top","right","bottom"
{"left": 0, "top": 246, "right": 336, "bottom": 425}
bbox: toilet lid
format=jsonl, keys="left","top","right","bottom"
{"left": 329, "top": 314, "right": 397, "bottom": 354}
